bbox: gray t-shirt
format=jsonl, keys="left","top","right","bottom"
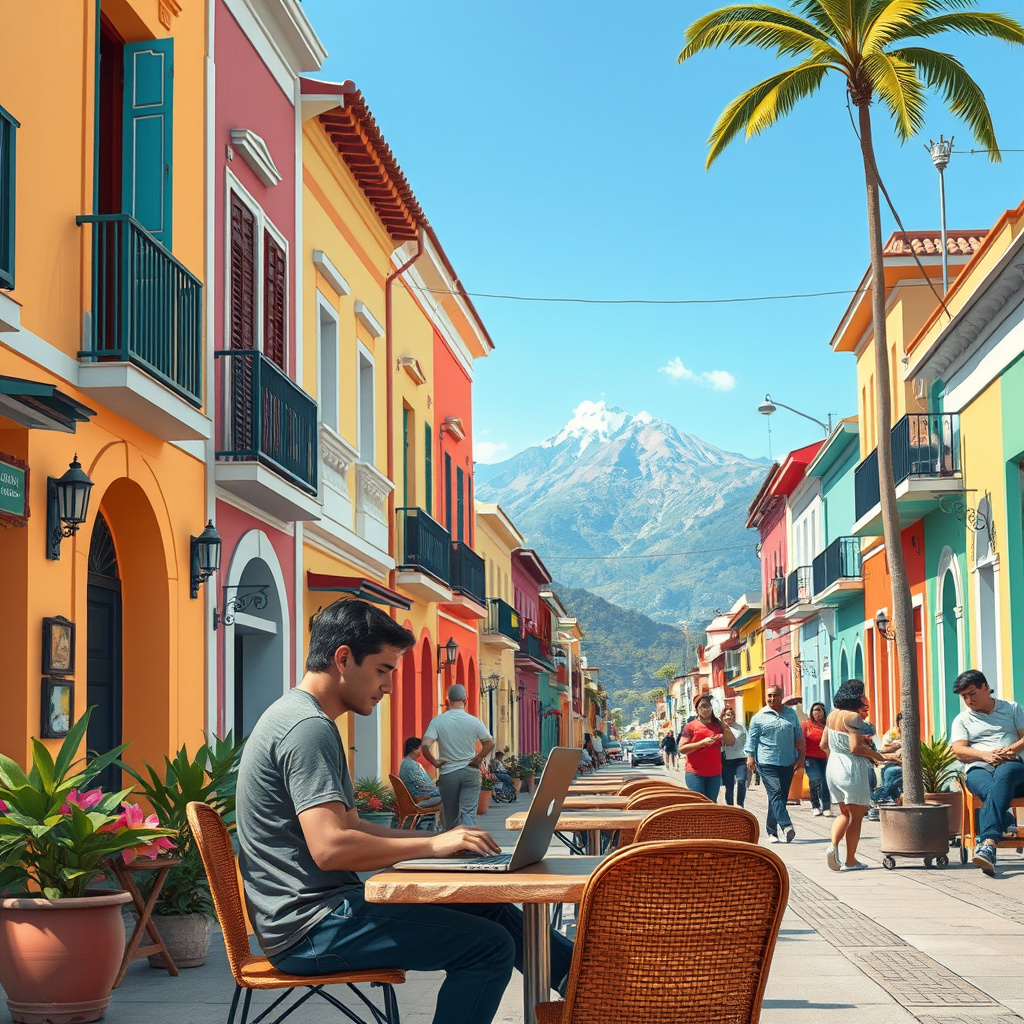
{"left": 950, "top": 698, "right": 1024, "bottom": 775}
{"left": 422, "top": 708, "right": 491, "bottom": 776}
{"left": 722, "top": 721, "right": 748, "bottom": 761}
{"left": 236, "top": 688, "right": 359, "bottom": 957}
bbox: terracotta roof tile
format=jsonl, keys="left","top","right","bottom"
{"left": 883, "top": 231, "right": 987, "bottom": 257}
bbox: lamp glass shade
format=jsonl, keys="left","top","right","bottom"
{"left": 875, "top": 611, "right": 890, "bottom": 634}
{"left": 444, "top": 637, "right": 459, "bottom": 666}
{"left": 757, "top": 400, "right": 777, "bottom": 416}
{"left": 195, "top": 520, "right": 222, "bottom": 573}
{"left": 55, "top": 456, "right": 94, "bottom": 525}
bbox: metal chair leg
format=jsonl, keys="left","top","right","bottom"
{"left": 239, "top": 988, "right": 254, "bottom": 1024}
{"left": 227, "top": 986, "right": 242, "bottom": 1024}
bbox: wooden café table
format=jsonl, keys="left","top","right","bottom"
{"left": 561, "top": 794, "right": 629, "bottom": 810}
{"left": 365, "top": 856, "right": 603, "bottom": 1024}
{"left": 506, "top": 808, "right": 650, "bottom": 855}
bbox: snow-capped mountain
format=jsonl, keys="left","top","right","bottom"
{"left": 474, "top": 401, "right": 768, "bottom": 625}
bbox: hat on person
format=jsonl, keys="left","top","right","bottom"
{"left": 447, "top": 683, "right": 467, "bottom": 702}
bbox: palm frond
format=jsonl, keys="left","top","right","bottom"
{"left": 886, "top": 9, "right": 1024, "bottom": 43}
{"left": 863, "top": 0, "right": 931, "bottom": 51}
{"left": 892, "top": 46, "right": 1001, "bottom": 157}
{"left": 679, "top": 5, "right": 831, "bottom": 63}
{"left": 706, "top": 58, "right": 840, "bottom": 167}
{"left": 794, "top": 0, "right": 858, "bottom": 38}
{"left": 861, "top": 50, "right": 927, "bottom": 139}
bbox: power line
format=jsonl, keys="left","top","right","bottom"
{"left": 542, "top": 543, "right": 754, "bottom": 560}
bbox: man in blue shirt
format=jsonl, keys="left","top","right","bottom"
{"left": 745, "top": 684, "right": 804, "bottom": 843}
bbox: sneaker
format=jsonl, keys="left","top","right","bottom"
{"left": 866, "top": 807, "right": 880, "bottom": 822}
{"left": 826, "top": 845, "right": 840, "bottom": 871}
{"left": 785, "top": 826, "right": 796, "bottom": 843}
{"left": 768, "top": 834, "right": 780, "bottom": 844}
{"left": 813, "top": 808, "right": 823, "bottom": 817}
{"left": 973, "top": 843, "right": 997, "bottom": 876}
{"left": 823, "top": 809, "right": 834, "bottom": 818}
{"left": 842, "top": 861, "right": 869, "bottom": 871}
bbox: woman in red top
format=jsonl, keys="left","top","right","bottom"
{"left": 802, "top": 703, "right": 831, "bottom": 817}
{"left": 678, "top": 693, "right": 724, "bottom": 802}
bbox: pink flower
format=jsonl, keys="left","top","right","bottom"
{"left": 101, "top": 802, "right": 176, "bottom": 864}
{"left": 60, "top": 787, "right": 104, "bottom": 815}
{"left": 0, "top": 799, "right": 7, "bottom": 813}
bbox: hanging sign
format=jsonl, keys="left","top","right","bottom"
{"left": 0, "top": 452, "right": 29, "bottom": 526}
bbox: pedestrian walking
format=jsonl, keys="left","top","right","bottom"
{"left": 822, "top": 680, "right": 897, "bottom": 871}
{"left": 745, "top": 684, "right": 804, "bottom": 843}
{"left": 678, "top": 693, "right": 723, "bottom": 801}
{"left": 661, "top": 729, "right": 679, "bottom": 771}
{"left": 720, "top": 705, "right": 748, "bottom": 807}
{"left": 802, "top": 703, "right": 832, "bottom": 817}
{"left": 420, "top": 684, "right": 494, "bottom": 829}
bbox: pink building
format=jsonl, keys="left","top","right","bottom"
{"left": 512, "top": 549, "right": 556, "bottom": 755}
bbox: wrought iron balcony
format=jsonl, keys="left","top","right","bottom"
{"left": 765, "top": 576, "right": 786, "bottom": 615}
{"left": 812, "top": 536, "right": 863, "bottom": 605}
{"left": 854, "top": 413, "right": 962, "bottom": 525}
{"left": 786, "top": 566, "right": 813, "bottom": 609}
{"left": 519, "top": 631, "right": 554, "bottom": 669}
{"left": 396, "top": 507, "right": 451, "bottom": 584}
{"left": 215, "top": 349, "right": 317, "bottom": 494}
{"left": 450, "top": 541, "right": 485, "bottom": 606}
{"left": 485, "top": 598, "right": 520, "bottom": 642}
{"left": 77, "top": 214, "right": 202, "bottom": 406}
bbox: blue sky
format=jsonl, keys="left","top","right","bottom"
{"left": 306, "top": 0, "right": 1024, "bottom": 463}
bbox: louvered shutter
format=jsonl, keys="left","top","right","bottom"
{"left": 264, "top": 233, "right": 286, "bottom": 369}
{"left": 228, "top": 192, "right": 257, "bottom": 455}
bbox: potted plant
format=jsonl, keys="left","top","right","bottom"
{"left": 504, "top": 755, "right": 525, "bottom": 792}
{"left": 920, "top": 736, "right": 963, "bottom": 838}
{"left": 518, "top": 752, "right": 538, "bottom": 794}
{"left": 122, "top": 733, "right": 245, "bottom": 969}
{"left": 354, "top": 777, "right": 396, "bottom": 827}
{"left": 0, "top": 709, "right": 175, "bottom": 1024}
{"left": 478, "top": 774, "right": 495, "bottom": 815}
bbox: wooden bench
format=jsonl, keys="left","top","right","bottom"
{"left": 956, "top": 775, "right": 1024, "bottom": 864}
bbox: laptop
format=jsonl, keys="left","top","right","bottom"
{"left": 391, "top": 746, "right": 581, "bottom": 872}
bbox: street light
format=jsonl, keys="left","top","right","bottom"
{"left": 874, "top": 609, "right": 896, "bottom": 641}
{"left": 928, "top": 135, "right": 954, "bottom": 295}
{"left": 190, "top": 520, "right": 222, "bottom": 599}
{"left": 437, "top": 637, "right": 459, "bottom": 668}
{"left": 758, "top": 393, "right": 831, "bottom": 435}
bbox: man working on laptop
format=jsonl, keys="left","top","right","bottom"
{"left": 236, "top": 599, "right": 574, "bottom": 1024}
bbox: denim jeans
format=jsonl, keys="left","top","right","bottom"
{"left": 438, "top": 767, "right": 482, "bottom": 829}
{"left": 271, "top": 890, "right": 574, "bottom": 1024}
{"left": 964, "top": 761, "right": 1024, "bottom": 843}
{"left": 721, "top": 758, "right": 747, "bottom": 807}
{"left": 872, "top": 765, "right": 903, "bottom": 803}
{"left": 804, "top": 756, "right": 830, "bottom": 811}
{"left": 758, "top": 763, "right": 795, "bottom": 835}
{"left": 684, "top": 771, "right": 722, "bottom": 802}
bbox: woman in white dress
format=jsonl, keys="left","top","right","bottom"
{"left": 821, "top": 681, "right": 897, "bottom": 871}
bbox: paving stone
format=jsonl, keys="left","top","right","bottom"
{"left": 848, "top": 950, "right": 1000, "bottom": 1007}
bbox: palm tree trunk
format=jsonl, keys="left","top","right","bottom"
{"left": 856, "top": 101, "right": 924, "bottom": 805}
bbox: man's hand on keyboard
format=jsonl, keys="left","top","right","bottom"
{"left": 430, "top": 826, "right": 501, "bottom": 859}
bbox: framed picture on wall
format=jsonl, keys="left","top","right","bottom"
{"left": 41, "top": 678, "right": 74, "bottom": 739}
{"left": 42, "top": 616, "right": 75, "bottom": 676}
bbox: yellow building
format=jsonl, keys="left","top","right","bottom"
{"left": 724, "top": 594, "right": 765, "bottom": 722}
{"left": 0, "top": 1, "right": 208, "bottom": 774}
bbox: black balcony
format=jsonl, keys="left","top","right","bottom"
{"left": 396, "top": 507, "right": 451, "bottom": 584}
{"left": 78, "top": 214, "right": 202, "bottom": 405}
{"left": 765, "top": 576, "right": 786, "bottom": 615}
{"left": 485, "top": 598, "right": 520, "bottom": 641}
{"left": 215, "top": 349, "right": 317, "bottom": 494}
{"left": 813, "top": 537, "right": 862, "bottom": 596}
{"left": 786, "top": 566, "right": 813, "bottom": 608}
{"left": 519, "top": 631, "right": 554, "bottom": 669}
{"left": 450, "top": 541, "right": 485, "bottom": 605}
{"left": 854, "top": 413, "right": 962, "bottom": 522}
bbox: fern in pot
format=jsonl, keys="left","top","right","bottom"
{"left": 920, "top": 736, "right": 963, "bottom": 838}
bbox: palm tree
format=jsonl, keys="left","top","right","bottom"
{"left": 679, "top": 0, "right": 1023, "bottom": 804}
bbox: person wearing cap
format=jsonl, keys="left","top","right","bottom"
{"left": 421, "top": 683, "right": 495, "bottom": 829}
{"left": 949, "top": 668, "right": 1024, "bottom": 876}
{"left": 745, "top": 684, "right": 805, "bottom": 843}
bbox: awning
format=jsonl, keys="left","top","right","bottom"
{"left": 306, "top": 571, "right": 411, "bottom": 611}
{"left": 729, "top": 674, "right": 765, "bottom": 692}
{"left": 0, "top": 376, "right": 96, "bottom": 433}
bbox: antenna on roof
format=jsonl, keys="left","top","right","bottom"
{"left": 927, "top": 135, "right": 954, "bottom": 296}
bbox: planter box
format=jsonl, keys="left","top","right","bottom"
{"left": 357, "top": 811, "right": 395, "bottom": 828}
{"left": 477, "top": 790, "right": 492, "bottom": 815}
{"left": 924, "top": 790, "right": 963, "bottom": 838}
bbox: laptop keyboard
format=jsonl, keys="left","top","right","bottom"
{"left": 453, "top": 853, "right": 513, "bottom": 867}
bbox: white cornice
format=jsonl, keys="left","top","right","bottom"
{"left": 354, "top": 301, "right": 384, "bottom": 339}
{"left": 230, "top": 129, "right": 282, "bottom": 187}
{"left": 242, "top": 0, "right": 326, "bottom": 75}
{"left": 312, "top": 250, "right": 350, "bottom": 297}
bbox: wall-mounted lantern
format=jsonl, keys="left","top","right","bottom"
{"left": 46, "top": 455, "right": 94, "bottom": 560}
{"left": 190, "top": 520, "right": 222, "bottom": 599}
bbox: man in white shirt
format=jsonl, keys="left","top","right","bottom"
{"left": 421, "top": 684, "right": 494, "bottom": 829}
{"left": 949, "top": 669, "right": 1024, "bottom": 875}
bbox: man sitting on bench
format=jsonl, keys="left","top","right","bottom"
{"left": 950, "top": 669, "right": 1024, "bottom": 876}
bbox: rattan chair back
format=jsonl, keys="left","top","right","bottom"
{"left": 616, "top": 779, "right": 684, "bottom": 797}
{"left": 625, "top": 790, "right": 711, "bottom": 811}
{"left": 537, "top": 840, "right": 788, "bottom": 1024}
{"left": 635, "top": 804, "right": 760, "bottom": 843}
{"left": 389, "top": 773, "right": 440, "bottom": 831}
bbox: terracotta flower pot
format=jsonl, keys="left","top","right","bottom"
{"left": 477, "top": 789, "right": 493, "bottom": 815}
{"left": 357, "top": 811, "right": 395, "bottom": 828}
{"left": 0, "top": 889, "right": 132, "bottom": 1024}
{"left": 924, "top": 790, "right": 963, "bottom": 838}
{"left": 147, "top": 913, "right": 213, "bottom": 969}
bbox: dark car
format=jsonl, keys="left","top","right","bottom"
{"left": 631, "top": 739, "right": 664, "bottom": 767}
{"left": 604, "top": 740, "right": 622, "bottom": 762}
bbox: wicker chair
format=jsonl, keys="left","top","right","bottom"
{"left": 535, "top": 839, "right": 788, "bottom": 1024}
{"left": 185, "top": 802, "right": 404, "bottom": 1024}
{"left": 615, "top": 779, "right": 685, "bottom": 797}
{"left": 635, "top": 804, "right": 760, "bottom": 844}
{"left": 624, "top": 790, "right": 711, "bottom": 811}
{"left": 389, "top": 774, "right": 440, "bottom": 831}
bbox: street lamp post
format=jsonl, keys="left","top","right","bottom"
{"left": 758, "top": 394, "right": 831, "bottom": 435}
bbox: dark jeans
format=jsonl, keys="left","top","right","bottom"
{"left": 721, "top": 758, "right": 747, "bottom": 807}
{"left": 872, "top": 765, "right": 903, "bottom": 803}
{"left": 758, "top": 763, "right": 795, "bottom": 836}
{"left": 271, "top": 890, "right": 574, "bottom": 1024}
{"left": 684, "top": 771, "right": 722, "bottom": 802}
{"left": 804, "top": 756, "right": 830, "bottom": 811}
{"left": 964, "top": 762, "right": 1024, "bottom": 844}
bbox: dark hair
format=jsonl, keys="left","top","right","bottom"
{"left": 833, "top": 679, "right": 866, "bottom": 711}
{"left": 896, "top": 712, "right": 903, "bottom": 724}
{"left": 694, "top": 693, "right": 720, "bottom": 725}
{"left": 305, "top": 599, "right": 415, "bottom": 672}
{"left": 810, "top": 702, "right": 827, "bottom": 721}
{"left": 403, "top": 736, "right": 422, "bottom": 757}
{"left": 953, "top": 669, "right": 990, "bottom": 694}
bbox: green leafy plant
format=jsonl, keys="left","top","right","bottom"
{"left": 527, "top": 751, "right": 547, "bottom": 775}
{"left": 0, "top": 708, "right": 175, "bottom": 899}
{"left": 502, "top": 755, "right": 525, "bottom": 780}
{"left": 123, "top": 733, "right": 245, "bottom": 917}
{"left": 480, "top": 775, "right": 495, "bottom": 792}
{"left": 354, "top": 777, "right": 396, "bottom": 814}
{"left": 921, "top": 736, "right": 959, "bottom": 794}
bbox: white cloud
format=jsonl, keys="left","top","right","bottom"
{"left": 474, "top": 440, "right": 509, "bottom": 464}
{"left": 658, "top": 358, "right": 736, "bottom": 392}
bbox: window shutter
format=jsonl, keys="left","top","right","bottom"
{"left": 456, "top": 466, "right": 465, "bottom": 542}
{"left": 121, "top": 39, "right": 173, "bottom": 246}
{"left": 264, "top": 232, "right": 286, "bottom": 369}
{"left": 229, "top": 192, "right": 256, "bottom": 350}
{"left": 424, "top": 423, "right": 433, "bottom": 516}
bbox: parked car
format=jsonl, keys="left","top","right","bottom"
{"left": 604, "top": 740, "right": 622, "bottom": 761}
{"left": 631, "top": 739, "right": 664, "bottom": 767}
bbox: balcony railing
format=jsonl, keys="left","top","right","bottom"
{"left": 450, "top": 541, "right": 485, "bottom": 605}
{"left": 485, "top": 598, "right": 520, "bottom": 641}
{"left": 519, "top": 631, "right": 553, "bottom": 666}
{"left": 765, "top": 576, "right": 786, "bottom": 614}
{"left": 77, "top": 214, "right": 202, "bottom": 406}
{"left": 786, "top": 566, "right": 813, "bottom": 608}
{"left": 813, "top": 537, "right": 862, "bottom": 594}
{"left": 396, "top": 507, "right": 451, "bottom": 583}
{"left": 0, "top": 103, "right": 18, "bottom": 290}
{"left": 215, "top": 349, "right": 317, "bottom": 494}
{"left": 854, "top": 413, "right": 962, "bottom": 521}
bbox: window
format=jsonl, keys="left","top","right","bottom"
{"left": 467, "top": 473, "right": 473, "bottom": 545}
{"left": 444, "top": 453, "right": 452, "bottom": 533}
{"left": 424, "top": 423, "right": 433, "bottom": 516}
{"left": 0, "top": 102, "right": 17, "bottom": 290}
{"left": 402, "top": 404, "right": 415, "bottom": 506}
{"left": 358, "top": 347, "right": 375, "bottom": 463}
{"left": 317, "top": 296, "right": 339, "bottom": 431}
{"left": 456, "top": 466, "right": 465, "bottom": 542}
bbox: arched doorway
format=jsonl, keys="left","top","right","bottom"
{"left": 87, "top": 513, "right": 122, "bottom": 791}
{"left": 419, "top": 638, "right": 433, "bottom": 736}
{"left": 941, "top": 570, "right": 959, "bottom": 692}
{"left": 839, "top": 646, "right": 849, "bottom": 687}
{"left": 852, "top": 641, "right": 864, "bottom": 682}
{"left": 974, "top": 497, "right": 999, "bottom": 695}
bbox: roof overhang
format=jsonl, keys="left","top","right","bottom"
{"left": 0, "top": 376, "right": 96, "bottom": 432}
{"left": 806, "top": 419, "right": 859, "bottom": 479}
{"left": 306, "top": 571, "right": 411, "bottom": 610}
{"left": 513, "top": 547, "right": 553, "bottom": 586}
